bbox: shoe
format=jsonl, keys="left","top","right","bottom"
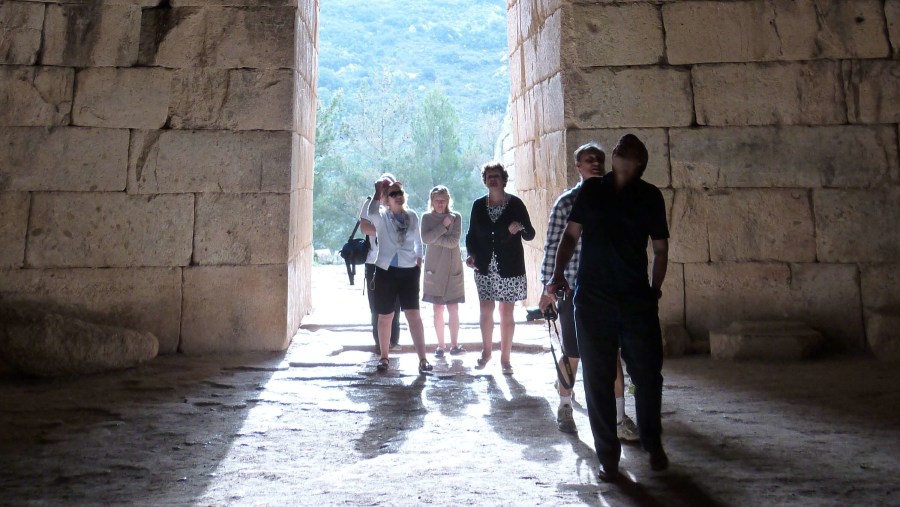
{"left": 475, "top": 355, "right": 491, "bottom": 369}
{"left": 556, "top": 404, "right": 577, "bottom": 434}
{"left": 501, "top": 362, "right": 513, "bottom": 375}
{"left": 597, "top": 463, "right": 619, "bottom": 483}
{"left": 418, "top": 359, "right": 433, "bottom": 373}
{"left": 434, "top": 347, "right": 445, "bottom": 358}
{"left": 449, "top": 346, "right": 466, "bottom": 355}
{"left": 390, "top": 344, "right": 402, "bottom": 352}
{"left": 617, "top": 416, "right": 640, "bottom": 442}
{"left": 376, "top": 358, "right": 389, "bottom": 372}
{"left": 649, "top": 448, "right": 669, "bottom": 471}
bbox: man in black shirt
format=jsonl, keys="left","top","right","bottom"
{"left": 544, "top": 134, "right": 670, "bottom": 482}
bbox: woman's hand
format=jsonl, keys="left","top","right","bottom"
{"left": 465, "top": 256, "right": 477, "bottom": 271}
{"left": 442, "top": 215, "right": 453, "bottom": 228}
{"left": 508, "top": 221, "right": 525, "bottom": 235}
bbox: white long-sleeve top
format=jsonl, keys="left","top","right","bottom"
{"left": 366, "top": 197, "right": 422, "bottom": 270}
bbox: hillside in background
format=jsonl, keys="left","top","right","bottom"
{"left": 317, "top": 0, "right": 509, "bottom": 132}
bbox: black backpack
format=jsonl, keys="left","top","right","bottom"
{"left": 339, "top": 221, "right": 370, "bottom": 285}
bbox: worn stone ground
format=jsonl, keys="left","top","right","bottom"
{"left": 2, "top": 267, "right": 899, "bottom": 506}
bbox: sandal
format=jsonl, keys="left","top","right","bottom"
{"left": 501, "top": 362, "right": 514, "bottom": 375}
{"left": 418, "top": 359, "right": 433, "bottom": 373}
{"left": 449, "top": 346, "right": 466, "bottom": 355}
{"left": 376, "top": 358, "right": 389, "bottom": 372}
{"left": 476, "top": 355, "right": 491, "bottom": 369}
{"left": 434, "top": 348, "right": 445, "bottom": 358}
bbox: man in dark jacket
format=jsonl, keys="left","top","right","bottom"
{"left": 544, "top": 134, "right": 670, "bottom": 482}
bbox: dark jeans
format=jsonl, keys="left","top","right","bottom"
{"left": 365, "top": 263, "right": 400, "bottom": 347}
{"left": 574, "top": 283, "right": 664, "bottom": 467}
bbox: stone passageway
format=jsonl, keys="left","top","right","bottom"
{"left": 1, "top": 328, "right": 898, "bottom": 506}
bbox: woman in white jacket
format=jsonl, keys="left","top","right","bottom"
{"left": 366, "top": 178, "right": 433, "bottom": 373}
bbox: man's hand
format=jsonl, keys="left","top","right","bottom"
{"left": 538, "top": 293, "right": 557, "bottom": 313}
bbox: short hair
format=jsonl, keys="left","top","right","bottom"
{"left": 573, "top": 142, "right": 605, "bottom": 164}
{"left": 612, "top": 134, "right": 649, "bottom": 176}
{"left": 481, "top": 161, "right": 509, "bottom": 185}
{"left": 429, "top": 185, "right": 453, "bottom": 213}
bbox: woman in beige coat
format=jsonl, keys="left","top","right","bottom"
{"left": 421, "top": 186, "right": 466, "bottom": 358}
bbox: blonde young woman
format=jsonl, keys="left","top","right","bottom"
{"left": 421, "top": 186, "right": 466, "bottom": 358}
{"left": 365, "top": 178, "right": 433, "bottom": 373}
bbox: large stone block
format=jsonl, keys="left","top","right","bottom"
{"left": 865, "top": 313, "right": 900, "bottom": 361}
{"left": 287, "top": 249, "right": 312, "bottom": 338}
{"left": 169, "top": 68, "right": 292, "bottom": 131}
{"left": 42, "top": 4, "right": 140, "bottom": 66}
{"left": 139, "top": 6, "right": 294, "bottom": 69}
{"left": 289, "top": 188, "right": 313, "bottom": 259}
{"left": 706, "top": 189, "right": 816, "bottom": 262}
{"left": 659, "top": 262, "right": 684, "bottom": 325}
{"left": 0, "top": 267, "right": 182, "bottom": 353}
{"left": 846, "top": 60, "right": 900, "bottom": 124}
{"left": 72, "top": 68, "right": 171, "bottom": 129}
{"left": 534, "top": 9, "right": 561, "bottom": 82}
{"left": 861, "top": 264, "right": 900, "bottom": 315}
{"left": 814, "top": 189, "right": 900, "bottom": 262}
{"left": 0, "top": 193, "right": 28, "bottom": 267}
{"left": 0, "top": 127, "right": 128, "bottom": 191}
{"left": 0, "top": 66, "right": 73, "bottom": 127}
{"left": 671, "top": 126, "right": 898, "bottom": 189}
{"left": 565, "top": 128, "right": 669, "bottom": 188}
{"left": 181, "top": 264, "right": 289, "bottom": 354}
{"left": 128, "top": 129, "right": 291, "bottom": 193}
{"left": 194, "top": 193, "right": 290, "bottom": 265}
{"left": 566, "top": 67, "right": 693, "bottom": 128}
{"left": 685, "top": 262, "right": 864, "bottom": 351}
{"left": 668, "top": 190, "right": 709, "bottom": 263}
{"left": 693, "top": 62, "right": 845, "bottom": 126}
{"left": 27, "top": 193, "right": 194, "bottom": 268}
{"left": 0, "top": 1, "right": 44, "bottom": 64}
{"left": 710, "top": 321, "right": 824, "bottom": 361}
{"left": 664, "top": 0, "right": 889, "bottom": 64}
{"left": 566, "top": 3, "right": 663, "bottom": 67}
{"left": 889, "top": 0, "right": 900, "bottom": 58}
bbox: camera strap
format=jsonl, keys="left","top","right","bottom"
{"left": 547, "top": 307, "right": 575, "bottom": 391}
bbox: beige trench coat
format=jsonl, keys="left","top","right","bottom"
{"left": 420, "top": 211, "right": 465, "bottom": 302}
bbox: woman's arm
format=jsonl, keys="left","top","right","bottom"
{"left": 422, "top": 214, "right": 461, "bottom": 249}
{"left": 517, "top": 198, "right": 536, "bottom": 241}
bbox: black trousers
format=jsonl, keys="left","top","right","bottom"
{"left": 574, "top": 283, "right": 664, "bottom": 466}
{"left": 365, "top": 263, "right": 400, "bottom": 346}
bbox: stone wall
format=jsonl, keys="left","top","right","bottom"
{"left": 507, "top": 0, "right": 899, "bottom": 353}
{"left": 0, "top": 0, "right": 317, "bottom": 354}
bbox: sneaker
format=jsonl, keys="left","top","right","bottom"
{"left": 617, "top": 416, "right": 640, "bottom": 442}
{"left": 501, "top": 362, "right": 514, "bottom": 375}
{"left": 449, "top": 346, "right": 466, "bottom": 355}
{"left": 390, "top": 344, "right": 402, "bottom": 352}
{"left": 557, "top": 403, "right": 577, "bottom": 434}
{"left": 434, "top": 347, "right": 445, "bottom": 358}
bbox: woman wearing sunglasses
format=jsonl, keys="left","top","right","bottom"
{"left": 365, "top": 178, "right": 433, "bottom": 373}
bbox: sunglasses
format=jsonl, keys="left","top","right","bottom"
{"left": 388, "top": 190, "right": 405, "bottom": 198}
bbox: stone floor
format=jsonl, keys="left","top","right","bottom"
{"left": 1, "top": 325, "right": 899, "bottom": 507}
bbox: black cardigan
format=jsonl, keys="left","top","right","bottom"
{"left": 465, "top": 194, "right": 536, "bottom": 277}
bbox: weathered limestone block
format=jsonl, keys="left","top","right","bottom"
{"left": 128, "top": 129, "right": 291, "bottom": 193}
{"left": 566, "top": 2, "right": 663, "bottom": 67}
{"left": 686, "top": 262, "right": 864, "bottom": 351}
{"left": 139, "top": 6, "right": 293, "bottom": 69}
{"left": 507, "top": 0, "right": 520, "bottom": 55}
{"left": 659, "top": 263, "right": 684, "bottom": 325}
{"left": 541, "top": 73, "right": 564, "bottom": 134}
{"left": 889, "top": 0, "right": 900, "bottom": 58}
{"left": 860, "top": 264, "right": 900, "bottom": 360}
{"left": 293, "top": 72, "right": 317, "bottom": 139}
{"left": 0, "top": 1, "right": 44, "bottom": 64}
{"left": 814, "top": 189, "right": 900, "bottom": 262}
{"left": 0, "top": 66, "right": 73, "bottom": 126}
{"left": 534, "top": 10, "right": 561, "bottom": 82}
{"left": 707, "top": 189, "right": 816, "bottom": 262}
{"left": 710, "top": 321, "right": 824, "bottom": 361}
{"left": 181, "top": 265, "right": 289, "bottom": 354}
{"left": 194, "top": 193, "right": 290, "bottom": 265}
{"left": 565, "top": 128, "right": 669, "bottom": 188}
{"left": 169, "top": 68, "right": 292, "bottom": 131}
{"left": 845, "top": 60, "right": 900, "bottom": 124}
{"left": 27, "top": 193, "right": 194, "bottom": 268}
{"left": 662, "top": 323, "right": 691, "bottom": 358}
{"left": 567, "top": 67, "right": 693, "bottom": 128}
{"left": 289, "top": 189, "right": 313, "bottom": 259}
{"left": 287, "top": 250, "right": 312, "bottom": 339}
{"left": 42, "top": 4, "right": 140, "bottom": 66}
{"left": 291, "top": 133, "right": 314, "bottom": 190}
{"left": 0, "top": 127, "right": 128, "bottom": 191}
{"left": 19, "top": 0, "right": 162, "bottom": 5}
{"left": 169, "top": 1, "right": 297, "bottom": 5}
{"left": 671, "top": 126, "right": 898, "bottom": 189}
{"left": 0, "top": 193, "right": 28, "bottom": 267}
{"left": 73, "top": 68, "right": 171, "bottom": 129}
{"left": 0, "top": 311, "right": 158, "bottom": 376}
{"left": 0, "top": 267, "right": 181, "bottom": 353}
{"left": 693, "top": 62, "right": 845, "bottom": 126}
{"left": 664, "top": 0, "right": 889, "bottom": 64}
{"left": 668, "top": 190, "right": 709, "bottom": 263}
{"left": 865, "top": 313, "right": 900, "bottom": 361}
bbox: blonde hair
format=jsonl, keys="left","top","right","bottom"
{"left": 429, "top": 185, "right": 453, "bottom": 213}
